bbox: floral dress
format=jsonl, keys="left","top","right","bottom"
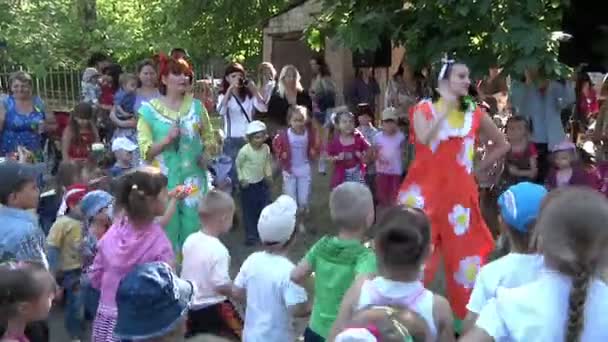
{"left": 0, "top": 95, "right": 45, "bottom": 157}
{"left": 137, "top": 95, "right": 215, "bottom": 252}
{"left": 397, "top": 99, "right": 495, "bottom": 319}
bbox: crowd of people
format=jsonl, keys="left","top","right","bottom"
{"left": 1, "top": 46, "right": 608, "bottom": 342}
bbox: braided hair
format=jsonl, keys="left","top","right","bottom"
{"left": 535, "top": 187, "right": 608, "bottom": 341}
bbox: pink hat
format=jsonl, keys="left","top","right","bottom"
{"left": 550, "top": 140, "right": 576, "bottom": 153}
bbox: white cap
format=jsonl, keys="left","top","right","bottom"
{"left": 245, "top": 120, "right": 267, "bottom": 136}
{"left": 258, "top": 195, "right": 297, "bottom": 244}
{"left": 381, "top": 106, "right": 398, "bottom": 121}
{"left": 335, "top": 328, "right": 378, "bottom": 342}
{"left": 112, "top": 137, "right": 138, "bottom": 152}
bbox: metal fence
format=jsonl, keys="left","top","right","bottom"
{"left": 0, "top": 64, "right": 217, "bottom": 112}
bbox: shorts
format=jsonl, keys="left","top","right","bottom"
{"left": 187, "top": 300, "right": 243, "bottom": 339}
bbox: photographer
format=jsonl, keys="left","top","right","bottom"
{"left": 217, "top": 63, "right": 267, "bottom": 189}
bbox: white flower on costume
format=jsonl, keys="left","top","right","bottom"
{"left": 448, "top": 204, "right": 471, "bottom": 236}
{"left": 458, "top": 137, "right": 475, "bottom": 174}
{"left": 183, "top": 176, "right": 203, "bottom": 208}
{"left": 454, "top": 255, "right": 482, "bottom": 289}
{"left": 398, "top": 184, "right": 425, "bottom": 209}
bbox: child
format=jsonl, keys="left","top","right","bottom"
{"left": 327, "top": 110, "right": 371, "bottom": 189}
{"left": 291, "top": 182, "right": 377, "bottom": 341}
{"left": 0, "top": 161, "right": 46, "bottom": 267}
{"left": 356, "top": 103, "right": 378, "bottom": 197}
{"left": 545, "top": 140, "right": 600, "bottom": 190}
{"left": 113, "top": 73, "right": 138, "bottom": 124}
{"left": 499, "top": 116, "right": 538, "bottom": 188}
{"left": 0, "top": 261, "right": 56, "bottom": 342}
{"left": 89, "top": 167, "right": 175, "bottom": 342}
{"left": 273, "top": 105, "right": 319, "bottom": 232}
{"left": 373, "top": 107, "right": 406, "bottom": 208}
{"left": 46, "top": 184, "right": 88, "bottom": 341}
{"left": 109, "top": 137, "right": 137, "bottom": 177}
{"left": 236, "top": 120, "right": 272, "bottom": 246}
{"left": 114, "top": 262, "right": 194, "bottom": 342}
{"left": 61, "top": 102, "right": 100, "bottom": 162}
{"left": 329, "top": 206, "right": 454, "bottom": 342}
{"left": 334, "top": 306, "right": 430, "bottom": 342}
{"left": 462, "top": 187, "right": 608, "bottom": 341}
{"left": 463, "top": 182, "right": 546, "bottom": 332}
{"left": 181, "top": 189, "right": 242, "bottom": 339}
{"left": 81, "top": 68, "right": 101, "bottom": 107}
{"left": 233, "top": 195, "right": 310, "bottom": 342}
{"left": 79, "top": 190, "right": 114, "bottom": 322}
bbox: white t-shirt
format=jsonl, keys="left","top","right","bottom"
{"left": 374, "top": 131, "right": 405, "bottom": 175}
{"left": 217, "top": 94, "right": 267, "bottom": 138}
{"left": 181, "top": 231, "right": 231, "bottom": 309}
{"left": 476, "top": 269, "right": 608, "bottom": 341}
{"left": 467, "top": 253, "right": 543, "bottom": 314}
{"left": 234, "top": 251, "right": 308, "bottom": 342}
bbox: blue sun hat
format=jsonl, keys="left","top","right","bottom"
{"left": 80, "top": 190, "right": 113, "bottom": 222}
{"left": 497, "top": 182, "right": 548, "bottom": 232}
{"left": 114, "top": 262, "right": 194, "bottom": 340}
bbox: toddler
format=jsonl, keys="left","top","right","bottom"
{"left": 545, "top": 141, "right": 600, "bottom": 190}
{"left": 462, "top": 187, "right": 608, "bottom": 341}
{"left": 335, "top": 306, "right": 430, "bottom": 342}
{"left": 291, "top": 182, "right": 377, "bottom": 341}
{"left": 114, "top": 262, "right": 193, "bottom": 342}
{"left": 61, "top": 102, "right": 100, "bottom": 162}
{"left": 113, "top": 73, "right": 138, "bottom": 123}
{"left": 356, "top": 104, "right": 378, "bottom": 198}
{"left": 234, "top": 195, "right": 310, "bottom": 342}
{"left": 81, "top": 67, "right": 101, "bottom": 107}
{"left": 330, "top": 206, "right": 454, "bottom": 341}
{"left": 109, "top": 137, "right": 137, "bottom": 177}
{"left": 327, "top": 110, "right": 371, "bottom": 189}
{"left": 89, "top": 167, "right": 175, "bottom": 341}
{"left": 464, "top": 182, "right": 546, "bottom": 332}
{"left": 373, "top": 107, "right": 406, "bottom": 208}
{"left": 181, "top": 190, "right": 242, "bottom": 339}
{"left": 0, "top": 261, "right": 56, "bottom": 342}
{"left": 236, "top": 120, "right": 272, "bottom": 246}
{"left": 499, "top": 116, "right": 538, "bottom": 189}
{"left": 47, "top": 184, "right": 88, "bottom": 341}
{"left": 273, "top": 105, "right": 319, "bottom": 232}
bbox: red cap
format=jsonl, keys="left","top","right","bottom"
{"left": 65, "top": 184, "right": 88, "bottom": 208}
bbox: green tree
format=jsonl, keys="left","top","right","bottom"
{"left": 311, "top": 0, "right": 571, "bottom": 78}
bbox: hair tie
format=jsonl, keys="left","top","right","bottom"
{"left": 438, "top": 53, "right": 455, "bottom": 81}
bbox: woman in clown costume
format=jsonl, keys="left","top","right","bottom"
{"left": 397, "top": 57, "right": 509, "bottom": 330}
{"left": 138, "top": 55, "right": 216, "bottom": 252}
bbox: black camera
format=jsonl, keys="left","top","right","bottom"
{"left": 238, "top": 78, "right": 250, "bottom": 87}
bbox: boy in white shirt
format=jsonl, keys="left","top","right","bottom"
{"left": 233, "top": 195, "right": 309, "bottom": 342}
{"left": 181, "top": 189, "right": 243, "bottom": 339}
{"left": 463, "top": 182, "right": 547, "bottom": 332}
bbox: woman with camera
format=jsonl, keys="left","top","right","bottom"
{"left": 217, "top": 63, "right": 267, "bottom": 189}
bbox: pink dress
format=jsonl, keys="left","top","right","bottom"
{"left": 326, "top": 130, "right": 370, "bottom": 188}
{"left": 89, "top": 217, "right": 175, "bottom": 342}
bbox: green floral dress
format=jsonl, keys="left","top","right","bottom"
{"left": 138, "top": 94, "right": 215, "bottom": 251}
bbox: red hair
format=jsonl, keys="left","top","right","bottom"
{"left": 154, "top": 52, "right": 193, "bottom": 94}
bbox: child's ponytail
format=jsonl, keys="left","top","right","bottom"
{"left": 117, "top": 167, "right": 168, "bottom": 223}
{"left": 566, "top": 267, "right": 591, "bottom": 341}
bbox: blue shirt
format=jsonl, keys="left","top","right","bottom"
{"left": 0, "top": 206, "right": 48, "bottom": 268}
{"left": 109, "top": 163, "right": 132, "bottom": 177}
{"left": 114, "top": 89, "right": 137, "bottom": 117}
{"left": 510, "top": 81, "right": 575, "bottom": 148}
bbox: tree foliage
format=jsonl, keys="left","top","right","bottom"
{"left": 0, "top": 0, "right": 291, "bottom": 71}
{"left": 311, "top": 0, "right": 571, "bottom": 78}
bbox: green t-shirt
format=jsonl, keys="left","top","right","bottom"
{"left": 305, "top": 236, "right": 377, "bottom": 338}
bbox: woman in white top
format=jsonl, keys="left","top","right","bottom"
{"left": 329, "top": 206, "right": 454, "bottom": 342}
{"left": 257, "top": 62, "right": 277, "bottom": 104}
{"left": 462, "top": 187, "right": 608, "bottom": 342}
{"left": 216, "top": 63, "right": 267, "bottom": 189}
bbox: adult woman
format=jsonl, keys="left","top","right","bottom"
{"left": 258, "top": 62, "right": 277, "bottom": 104}
{"left": 0, "top": 71, "right": 51, "bottom": 159}
{"left": 397, "top": 59, "right": 509, "bottom": 326}
{"left": 111, "top": 59, "right": 160, "bottom": 164}
{"left": 309, "top": 55, "right": 336, "bottom": 174}
{"left": 216, "top": 63, "right": 267, "bottom": 184}
{"left": 266, "top": 65, "right": 313, "bottom": 136}
{"left": 349, "top": 67, "right": 380, "bottom": 111}
{"left": 137, "top": 56, "right": 216, "bottom": 251}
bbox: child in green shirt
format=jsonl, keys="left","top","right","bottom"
{"left": 291, "top": 182, "right": 377, "bottom": 341}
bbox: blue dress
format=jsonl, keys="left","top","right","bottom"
{"left": 1, "top": 96, "right": 45, "bottom": 156}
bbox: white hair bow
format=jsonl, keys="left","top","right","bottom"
{"left": 438, "top": 53, "right": 455, "bottom": 81}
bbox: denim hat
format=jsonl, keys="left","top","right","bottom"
{"left": 114, "top": 262, "right": 194, "bottom": 340}
{"left": 498, "top": 182, "right": 548, "bottom": 233}
{"left": 80, "top": 190, "right": 113, "bottom": 221}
